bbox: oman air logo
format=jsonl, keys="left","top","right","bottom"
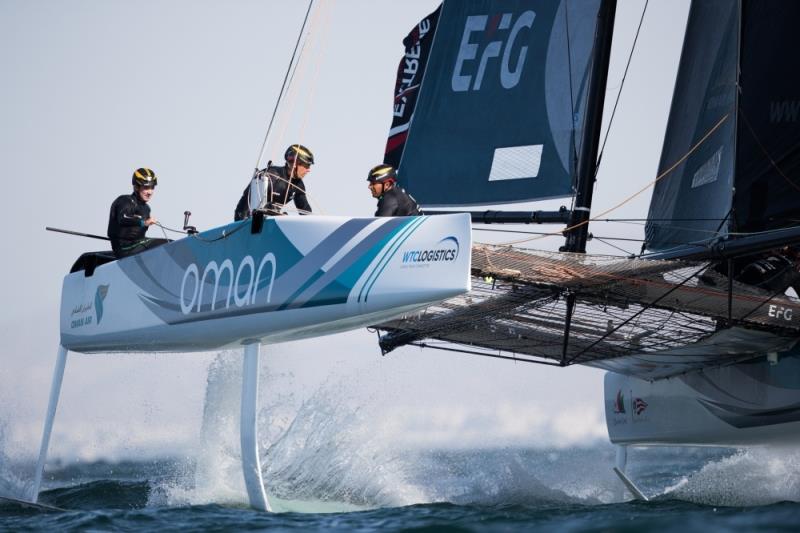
{"left": 94, "top": 285, "right": 109, "bottom": 325}
{"left": 401, "top": 236, "right": 460, "bottom": 265}
{"left": 633, "top": 397, "right": 648, "bottom": 416}
{"left": 613, "top": 390, "right": 626, "bottom": 414}
{"left": 451, "top": 10, "right": 536, "bottom": 92}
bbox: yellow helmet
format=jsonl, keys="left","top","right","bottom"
{"left": 367, "top": 164, "right": 396, "bottom": 183}
{"left": 132, "top": 168, "right": 157, "bottom": 188}
{"left": 284, "top": 144, "right": 314, "bottom": 166}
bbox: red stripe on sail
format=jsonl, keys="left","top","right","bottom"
{"left": 385, "top": 131, "right": 409, "bottom": 154}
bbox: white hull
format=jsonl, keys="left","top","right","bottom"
{"left": 60, "top": 214, "right": 471, "bottom": 353}
{"left": 605, "top": 351, "right": 800, "bottom": 446}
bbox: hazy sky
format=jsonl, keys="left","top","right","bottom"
{"left": 0, "top": 0, "right": 690, "bottom": 462}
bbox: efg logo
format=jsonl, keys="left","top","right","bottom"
{"left": 401, "top": 236, "right": 460, "bottom": 266}
{"left": 451, "top": 10, "right": 536, "bottom": 92}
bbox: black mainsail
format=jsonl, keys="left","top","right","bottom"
{"left": 646, "top": 0, "right": 800, "bottom": 255}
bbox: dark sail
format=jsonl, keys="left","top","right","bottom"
{"left": 646, "top": 0, "right": 800, "bottom": 251}
{"left": 645, "top": 0, "right": 738, "bottom": 251}
{"left": 385, "top": 0, "right": 604, "bottom": 207}
{"left": 384, "top": 5, "right": 441, "bottom": 169}
{"left": 733, "top": 0, "right": 800, "bottom": 234}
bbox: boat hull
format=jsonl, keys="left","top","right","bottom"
{"left": 60, "top": 214, "right": 471, "bottom": 353}
{"left": 605, "top": 350, "right": 800, "bottom": 446}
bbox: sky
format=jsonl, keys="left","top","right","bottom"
{"left": 0, "top": 0, "right": 690, "bottom": 463}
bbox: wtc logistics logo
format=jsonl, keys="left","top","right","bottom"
{"left": 401, "top": 236, "right": 460, "bottom": 266}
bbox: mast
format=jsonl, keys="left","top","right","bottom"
{"left": 562, "top": 0, "right": 617, "bottom": 254}
{"left": 559, "top": 0, "right": 616, "bottom": 365}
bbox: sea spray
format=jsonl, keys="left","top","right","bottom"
{"left": 151, "top": 349, "right": 300, "bottom": 507}
{"left": 0, "top": 419, "right": 32, "bottom": 501}
{"left": 667, "top": 446, "right": 800, "bottom": 506}
{"left": 261, "top": 360, "right": 618, "bottom": 508}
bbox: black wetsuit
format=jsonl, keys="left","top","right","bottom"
{"left": 708, "top": 251, "right": 800, "bottom": 294}
{"left": 375, "top": 185, "right": 421, "bottom": 217}
{"left": 234, "top": 165, "right": 311, "bottom": 220}
{"left": 107, "top": 193, "right": 163, "bottom": 258}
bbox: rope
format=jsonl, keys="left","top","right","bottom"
{"left": 265, "top": 1, "right": 329, "bottom": 215}
{"left": 565, "top": 261, "right": 710, "bottom": 365}
{"left": 595, "top": 0, "right": 649, "bottom": 169}
{"left": 493, "top": 113, "right": 731, "bottom": 247}
{"left": 254, "top": 0, "right": 315, "bottom": 169}
{"left": 154, "top": 221, "right": 249, "bottom": 243}
{"left": 738, "top": 107, "right": 800, "bottom": 193}
{"left": 563, "top": 0, "right": 579, "bottom": 179}
{"left": 592, "top": 236, "right": 635, "bottom": 256}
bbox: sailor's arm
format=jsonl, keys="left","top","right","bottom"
{"left": 115, "top": 198, "right": 147, "bottom": 227}
{"left": 293, "top": 180, "right": 312, "bottom": 214}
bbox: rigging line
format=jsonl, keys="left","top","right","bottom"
{"left": 255, "top": 0, "right": 315, "bottom": 169}
{"left": 268, "top": 167, "right": 319, "bottom": 215}
{"left": 636, "top": 224, "right": 800, "bottom": 259}
{"left": 644, "top": 219, "right": 737, "bottom": 236}
{"left": 563, "top": 0, "right": 579, "bottom": 178}
{"left": 272, "top": 16, "right": 316, "bottom": 157}
{"left": 592, "top": 236, "right": 634, "bottom": 256}
{"left": 597, "top": 218, "right": 729, "bottom": 222}
{"left": 595, "top": 0, "right": 649, "bottom": 168}
{"left": 738, "top": 106, "right": 800, "bottom": 194}
{"left": 297, "top": 1, "right": 333, "bottom": 216}
{"left": 154, "top": 223, "right": 186, "bottom": 235}
{"left": 273, "top": 0, "right": 330, "bottom": 161}
{"left": 496, "top": 113, "right": 730, "bottom": 247}
{"left": 406, "top": 341, "right": 564, "bottom": 367}
{"left": 473, "top": 226, "right": 661, "bottom": 245}
{"left": 299, "top": 0, "right": 331, "bottom": 136}
{"left": 271, "top": 38, "right": 309, "bottom": 156}
{"left": 564, "top": 262, "right": 710, "bottom": 365}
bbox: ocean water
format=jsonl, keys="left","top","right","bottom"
{"left": 2, "top": 447, "right": 799, "bottom": 531}
{"left": 3, "top": 355, "right": 800, "bottom": 531}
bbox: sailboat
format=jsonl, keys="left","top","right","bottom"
{"left": 34, "top": 213, "right": 470, "bottom": 512}
{"left": 374, "top": 0, "right": 800, "bottom": 499}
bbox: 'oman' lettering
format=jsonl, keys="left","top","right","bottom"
{"left": 451, "top": 11, "right": 536, "bottom": 92}
{"left": 180, "top": 253, "right": 276, "bottom": 315}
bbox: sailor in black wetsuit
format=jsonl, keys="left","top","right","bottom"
{"left": 367, "top": 164, "right": 421, "bottom": 217}
{"left": 107, "top": 168, "right": 166, "bottom": 258}
{"left": 234, "top": 144, "right": 314, "bottom": 220}
{"left": 704, "top": 246, "right": 800, "bottom": 295}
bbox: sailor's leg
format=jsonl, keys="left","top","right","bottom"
{"left": 30, "top": 345, "right": 68, "bottom": 502}
{"left": 240, "top": 342, "right": 271, "bottom": 512}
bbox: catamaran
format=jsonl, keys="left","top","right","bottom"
{"left": 373, "top": 0, "right": 800, "bottom": 500}
{"left": 35, "top": 210, "right": 470, "bottom": 512}
{"left": 28, "top": 0, "right": 800, "bottom": 511}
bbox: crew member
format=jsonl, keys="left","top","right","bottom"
{"left": 367, "top": 164, "right": 421, "bottom": 217}
{"left": 107, "top": 168, "right": 166, "bottom": 258}
{"left": 705, "top": 246, "right": 800, "bottom": 295}
{"left": 234, "top": 144, "right": 315, "bottom": 220}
